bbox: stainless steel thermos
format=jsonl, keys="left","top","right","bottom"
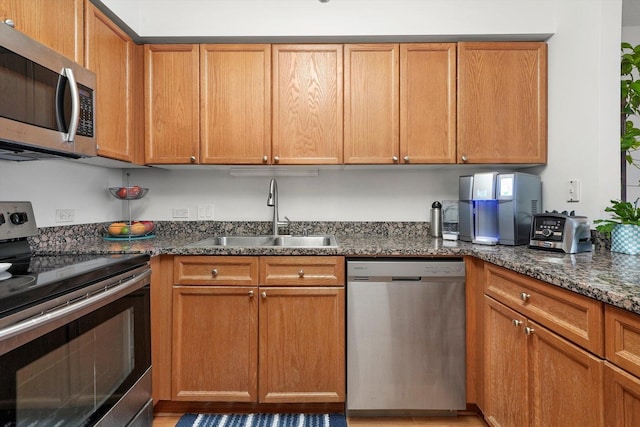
{"left": 430, "top": 201, "right": 442, "bottom": 237}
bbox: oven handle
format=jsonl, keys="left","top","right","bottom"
{"left": 0, "top": 268, "right": 151, "bottom": 356}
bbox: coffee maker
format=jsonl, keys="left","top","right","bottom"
{"left": 459, "top": 172, "right": 541, "bottom": 245}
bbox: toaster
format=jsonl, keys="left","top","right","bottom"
{"left": 529, "top": 212, "right": 592, "bottom": 253}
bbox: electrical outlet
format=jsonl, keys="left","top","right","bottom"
{"left": 172, "top": 208, "right": 190, "bottom": 219}
{"left": 55, "top": 209, "right": 75, "bottom": 223}
{"left": 197, "top": 204, "right": 214, "bottom": 220}
{"left": 566, "top": 179, "right": 581, "bottom": 202}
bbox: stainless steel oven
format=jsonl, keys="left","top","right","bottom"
{"left": 0, "top": 202, "right": 152, "bottom": 427}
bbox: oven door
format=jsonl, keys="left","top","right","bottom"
{"left": 0, "top": 271, "right": 151, "bottom": 427}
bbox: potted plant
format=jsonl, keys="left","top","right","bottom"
{"left": 595, "top": 199, "right": 640, "bottom": 254}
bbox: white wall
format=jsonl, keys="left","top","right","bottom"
{"left": 0, "top": 0, "right": 623, "bottom": 228}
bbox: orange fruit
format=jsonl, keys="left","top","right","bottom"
{"left": 108, "top": 222, "right": 126, "bottom": 235}
{"left": 130, "top": 223, "right": 147, "bottom": 235}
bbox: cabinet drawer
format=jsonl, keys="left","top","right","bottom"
{"left": 606, "top": 305, "right": 640, "bottom": 378}
{"left": 260, "top": 256, "right": 345, "bottom": 286}
{"left": 485, "top": 263, "right": 603, "bottom": 355}
{"left": 174, "top": 256, "right": 258, "bottom": 285}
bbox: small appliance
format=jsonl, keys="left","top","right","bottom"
{"left": 529, "top": 211, "right": 592, "bottom": 253}
{"left": 459, "top": 172, "right": 542, "bottom": 245}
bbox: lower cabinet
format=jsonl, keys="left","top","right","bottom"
{"left": 605, "top": 362, "right": 640, "bottom": 427}
{"left": 484, "top": 296, "right": 604, "bottom": 427}
{"left": 170, "top": 255, "right": 345, "bottom": 403}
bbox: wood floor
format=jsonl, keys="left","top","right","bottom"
{"left": 153, "top": 414, "right": 488, "bottom": 426}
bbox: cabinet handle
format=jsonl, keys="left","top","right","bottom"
{"left": 248, "top": 290, "right": 254, "bottom": 297}
{"left": 512, "top": 319, "right": 523, "bottom": 327}
{"left": 461, "top": 155, "right": 468, "bottom": 162}
{"left": 392, "top": 156, "right": 399, "bottom": 162}
{"left": 262, "top": 155, "right": 268, "bottom": 162}
{"left": 274, "top": 156, "right": 280, "bottom": 163}
{"left": 211, "top": 268, "right": 218, "bottom": 277}
{"left": 261, "top": 291, "right": 267, "bottom": 298}
{"left": 525, "top": 326, "right": 535, "bottom": 336}
{"left": 190, "top": 155, "right": 196, "bottom": 163}
{"left": 520, "top": 292, "right": 531, "bottom": 302}
{"left": 403, "top": 156, "right": 410, "bottom": 163}
{"left": 3, "top": 19, "right": 15, "bottom": 28}
{"left": 298, "top": 269, "right": 304, "bottom": 278}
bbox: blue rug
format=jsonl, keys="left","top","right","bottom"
{"left": 175, "top": 413, "right": 347, "bottom": 427}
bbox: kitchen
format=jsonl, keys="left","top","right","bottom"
{"left": 0, "top": 1, "right": 638, "bottom": 426}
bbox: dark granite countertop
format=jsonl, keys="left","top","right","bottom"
{"left": 30, "top": 227, "right": 640, "bottom": 316}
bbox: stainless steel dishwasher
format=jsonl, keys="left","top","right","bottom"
{"left": 346, "top": 258, "right": 466, "bottom": 415}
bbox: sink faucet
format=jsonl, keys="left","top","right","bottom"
{"left": 267, "top": 178, "right": 289, "bottom": 236}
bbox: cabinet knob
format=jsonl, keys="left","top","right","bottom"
{"left": 525, "top": 326, "right": 535, "bottom": 336}
{"left": 461, "top": 155, "right": 468, "bottom": 162}
{"left": 190, "top": 155, "right": 196, "bottom": 163}
{"left": 403, "top": 156, "right": 410, "bottom": 163}
{"left": 261, "top": 291, "right": 267, "bottom": 299}
{"left": 392, "top": 156, "right": 399, "bottom": 162}
{"left": 274, "top": 156, "right": 280, "bottom": 163}
{"left": 512, "top": 319, "right": 523, "bottom": 327}
{"left": 3, "top": 19, "right": 15, "bottom": 28}
{"left": 248, "top": 290, "right": 254, "bottom": 297}
{"left": 211, "top": 268, "right": 218, "bottom": 277}
{"left": 262, "top": 155, "right": 268, "bottom": 162}
{"left": 298, "top": 269, "right": 305, "bottom": 278}
{"left": 520, "top": 292, "right": 531, "bottom": 302}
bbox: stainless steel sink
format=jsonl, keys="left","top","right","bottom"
{"left": 187, "top": 235, "right": 338, "bottom": 248}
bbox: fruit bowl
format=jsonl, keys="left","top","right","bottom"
{"left": 108, "top": 186, "right": 148, "bottom": 200}
{"left": 106, "top": 221, "right": 155, "bottom": 238}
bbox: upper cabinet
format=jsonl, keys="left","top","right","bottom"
{"left": 457, "top": 42, "right": 548, "bottom": 164}
{"left": 344, "top": 44, "right": 399, "bottom": 164}
{"left": 200, "top": 44, "right": 271, "bottom": 165}
{"left": 0, "top": 0, "right": 84, "bottom": 64}
{"left": 400, "top": 43, "right": 457, "bottom": 164}
{"left": 85, "top": 2, "right": 144, "bottom": 164}
{"left": 144, "top": 44, "right": 201, "bottom": 164}
{"left": 343, "top": 43, "right": 457, "bottom": 165}
{"left": 272, "top": 44, "right": 344, "bottom": 165}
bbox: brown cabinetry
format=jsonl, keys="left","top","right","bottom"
{"left": 605, "top": 362, "right": 640, "bottom": 427}
{"left": 169, "top": 255, "right": 345, "bottom": 404}
{"left": 344, "top": 43, "right": 456, "bottom": 165}
{"left": 483, "top": 263, "right": 604, "bottom": 427}
{"left": 0, "top": 0, "right": 84, "bottom": 64}
{"left": 458, "top": 42, "right": 547, "bottom": 164}
{"left": 85, "top": 2, "right": 143, "bottom": 163}
{"left": 144, "top": 44, "right": 200, "bottom": 164}
{"left": 200, "top": 44, "right": 271, "bottom": 164}
{"left": 272, "top": 45, "right": 343, "bottom": 164}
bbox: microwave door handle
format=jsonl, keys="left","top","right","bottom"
{"left": 61, "top": 67, "right": 79, "bottom": 143}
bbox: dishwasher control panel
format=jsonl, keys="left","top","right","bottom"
{"left": 347, "top": 259, "right": 465, "bottom": 281}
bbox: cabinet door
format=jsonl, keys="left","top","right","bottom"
{"left": 400, "top": 43, "right": 456, "bottom": 164}
{"left": 528, "top": 320, "right": 604, "bottom": 427}
{"left": 145, "top": 44, "right": 200, "bottom": 164}
{"left": 260, "top": 256, "right": 345, "bottom": 287}
{"left": 0, "top": 0, "right": 83, "bottom": 64}
{"left": 200, "top": 44, "right": 271, "bottom": 164}
{"left": 172, "top": 286, "right": 258, "bottom": 401}
{"left": 85, "top": 2, "right": 143, "bottom": 164}
{"left": 605, "top": 362, "right": 640, "bottom": 427}
{"left": 344, "top": 44, "right": 399, "bottom": 164}
{"left": 458, "top": 42, "right": 547, "bottom": 164}
{"left": 258, "top": 287, "right": 345, "bottom": 403}
{"left": 272, "top": 44, "right": 343, "bottom": 164}
{"left": 484, "top": 296, "right": 529, "bottom": 427}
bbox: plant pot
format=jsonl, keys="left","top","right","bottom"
{"left": 611, "top": 223, "right": 640, "bottom": 255}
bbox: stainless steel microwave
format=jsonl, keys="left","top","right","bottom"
{"left": 0, "top": 22, "right": 96, "bottom": 161}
